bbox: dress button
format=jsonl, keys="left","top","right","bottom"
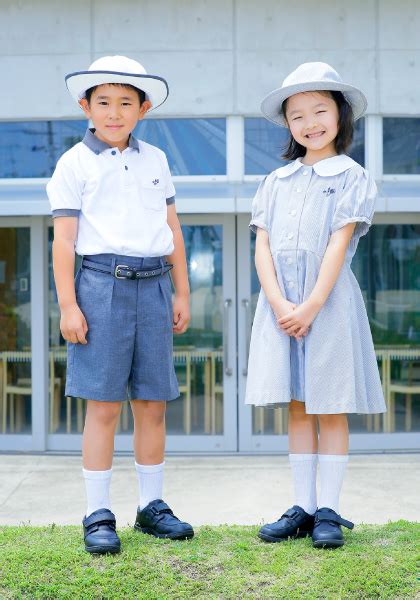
{"left": 296, "top": 187, "right": 302, "bottom": 193}
{"left": 290, "top": 209, "right": 297, "bottom": 216}
{"left": 287, "top": 257, "right": 293, "bottom": 264}
{"left": 288, "top": 281, "right": 295, "bottom": 288}
{"left": 287, "top": 232, "right": 294, "bottom": 239}
{"left": 111, "top": 150, "right": 116, "bottom": 155}
{"left": 303, "top": 170, "right": 308, "bottom": 175}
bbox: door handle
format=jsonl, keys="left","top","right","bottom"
{"left": 223, "top": 299, "right": 233, "bottom": 376}
{"left": 242, "top": 298, "right": 251, "bottom": 376}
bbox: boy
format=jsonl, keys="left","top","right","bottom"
{"left": 47, "top": 55, "right": 193, "bottom": 554}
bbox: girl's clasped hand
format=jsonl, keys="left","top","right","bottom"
{"left": 275, "top": 300, "right": 320, "bottom": 341}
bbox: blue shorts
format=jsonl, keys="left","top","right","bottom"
{"left": 65, "top": 254, "right": 180, "bottom": 402}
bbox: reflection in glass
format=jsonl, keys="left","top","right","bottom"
{"left": 48, "top": 225, "right": 224, "bottom": 436}
{"left": 250, "top": 224, "right": 420, "bottom": 434}
{"left": 0, "top": 228, "right": 31, "bottom": 434}
{"left": 0, "top": 118, "right": 226, "bottom": 178}
{"left": 383, "top": 118, "right": 420, "bottom": 174}
{"left": 245, "top": 117, "right": 365, "bottom": 175}
{"left": 134, "top": 118, "right": 227, "bottom": 176}
{"left": 0, "top": 120, "right": 86, "bottom": 178}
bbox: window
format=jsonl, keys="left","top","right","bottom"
{"left": 244, "top": 117, "right": 365, "bottom": 175}
{"left": 0, "top": 118, "right": 227, "bottom": 178}
{"left": 383, "top": 118, "right": 420, "bottom": 174}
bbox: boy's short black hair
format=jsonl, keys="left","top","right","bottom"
{"left": 281, "top": 90, "right": 354, "bottom": 160}
{"left": 85, "top": 83, "right": 146, "bottom": 105}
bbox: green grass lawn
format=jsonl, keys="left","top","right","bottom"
{"left": 0, "top": 521, "right": 418, "bottom": 599}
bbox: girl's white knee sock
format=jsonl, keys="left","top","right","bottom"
{"left": 318, "top": 454, "right": 349, "bottom": 513}
{"left": 135, "top": 461, "right": 165, "bottom": 510}
{"left": 289, "top": 453, "right": 318, "bottom": 515}
{"left": 82, "top": 467, "right": 112, "bottom": 517}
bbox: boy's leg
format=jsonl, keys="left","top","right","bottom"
{"left": 312, "top": 414, "right": 354, "bottom": 548}
{"left": 81, "top": 399, "right": 122, "bottom": 554}
{"left": 131, "top": 399, "right": 166, "bottom": 508}
{"left": 131, "top": 398, "right": 193, "bottom": 540}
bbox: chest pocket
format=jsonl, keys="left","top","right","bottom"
{"left": 140, "top": 176, "right": 166, "bottom": 212}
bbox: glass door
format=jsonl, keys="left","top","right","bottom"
{"left": 0, "top": 219, "right": 33, "bottom": 450}
{"left": 237, "top": 215, "right": 420, "bottom": 452}
{"left": 47, "top": 215, "right": 237, "bottom": 452}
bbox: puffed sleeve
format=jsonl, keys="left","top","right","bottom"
{"left": 249, "top": 176, "right": 270, "bottom": 233}
{"left": 46, "top": 152, "right": 84, "bottom": 218}
{"left": 331, "top": 166, "right": 376, "bottom": 245}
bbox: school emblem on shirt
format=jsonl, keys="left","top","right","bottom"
{"left": 322, "top": 187, "right": 336, "bottom": 197}
{"left": 152, "top": 179, "right": 159, "bottom": 185}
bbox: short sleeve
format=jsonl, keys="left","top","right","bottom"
{"left": 46, "top": 153, "right": 84, "bottom": 218}
{"left": 331, "top": 167, "right": 376, "bottom": 244}
{"left": 160, "top": 152, "right": 176, "bottom": 206}
{"left": 249, "top": 176, "right": 270, "bottom": 233}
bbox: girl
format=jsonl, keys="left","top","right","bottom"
{"left": 245, "top": 62, "right": 386, "bottom": 549}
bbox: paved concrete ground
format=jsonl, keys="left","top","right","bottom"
{"left": 0, "top": 454, "right": 419, "bottom": 527}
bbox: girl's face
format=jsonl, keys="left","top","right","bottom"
{"left": 285, "top": 91, "right": 339, "bottom": 158}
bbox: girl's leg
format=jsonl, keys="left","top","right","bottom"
{"left": 82, "top": 400, "right": 122, "bottom": 516}
{"left": 131, "top": 399, "right": 166, "bottom": 509}
{"left": 288, "top": 400, "right": 318, "bottom": 515}
{"left": 318, "top": 414, "right": 349, "bottom": 513}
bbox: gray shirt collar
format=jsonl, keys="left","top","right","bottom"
{"left": 82, "top": 128, "right": 140, "bottom": 154}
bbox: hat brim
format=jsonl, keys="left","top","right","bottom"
{"left": 261, "top": 81, "right": 367, "bottom": 127}
{"left": 65, "top": 70, "right": 169, "bottom": 110}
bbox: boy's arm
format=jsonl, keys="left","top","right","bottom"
{"left": 52, "top": 217, "right": 88, "bottom": 344}
{"left": 278, "top": 222, "right": 356, "bottom": 339}
{"left": 166, "top": 204, "right": 190, "bottom": 334}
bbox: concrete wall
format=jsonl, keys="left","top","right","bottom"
{"left": 0, "top": 0, "right": 419, "bottom": 119}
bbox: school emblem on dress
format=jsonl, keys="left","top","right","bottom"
{"left": 322, "top": 187, "right": 336, "bottom": 197}
{"left": 152, "top": 179, "right": 159, "bottom": 185}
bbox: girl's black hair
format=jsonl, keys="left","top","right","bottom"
{"left": 85, "top": 83, "right": 146, "bottom": 105}
{"left": 281, "top": 90, "right": 354, "bottom": 160}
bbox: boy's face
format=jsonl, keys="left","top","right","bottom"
{"left": 285, "top": 91, "right": 339, "bottom": 155}
{"left": 79, "top": 84, "right": 151, "bottom": 151}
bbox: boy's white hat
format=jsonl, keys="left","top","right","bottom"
{"left": 65, "top": 55, "right": 168, "bottom": 110}
{"left": 261, "top": 62, "right": 367, "bottom": 127}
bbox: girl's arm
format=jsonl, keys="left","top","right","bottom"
{"left": 53, "top": 217, "right": 88, "bottom": 344}
{"left": 166, "top": 204, "right": 190, "bottom": 334}
{"left": 278, "top": 222, "right": 356, "bottom": 339}
{"left": 255, "top": 228, "right": 297, "bottom": 322}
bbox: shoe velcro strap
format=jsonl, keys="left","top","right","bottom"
{"left": 150, "top": 501, "right": 173, "bottom": 516}
{"left": 317, "top": 513, "right": 354, "bottom": 530}
{"left": 281, "top": 506, "right": 303, "bottom": 520}
{"left": 84, "top": 510, "right": 116, "bottom": 529}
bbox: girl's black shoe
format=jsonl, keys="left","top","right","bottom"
{"left": 312, "top": 507, "right": 354, "bottom": 548}
{"left": 82, "top": 508, "right": 121, "bottom": 554}
{"left": 258, "top": 505, "right": 315, "bottom": 542}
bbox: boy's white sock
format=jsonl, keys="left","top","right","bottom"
{"left": 82, "top": 467, "right": 112, "bottom": 517}
{"left": 289, "top": 453, "right": 318, "bottom": 515}
{"left": 318, "top": 454, "right": 349, "bottom": 513}
{"left": 135, "top": 461, "right": 165, "bottom": 510}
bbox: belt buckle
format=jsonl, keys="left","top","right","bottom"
{"left": 114, "top": 264, "right": 130, "bottom": 279}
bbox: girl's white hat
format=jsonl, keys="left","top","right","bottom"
{"left": 261, "top": 62, "right": 367, "bottom": 127}
{"left": 65, "top": 55, "right": 169, "bottom": 110}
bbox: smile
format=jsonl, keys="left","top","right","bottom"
{"left": 305, "top": 131, "right": 325, "bottom": 139}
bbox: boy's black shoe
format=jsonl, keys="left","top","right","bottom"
{"left": 83, "top": 508, "right": 121, "bottom": 554}
{"left": 312, "top": 507, "right": 354, "bottom": 549}
{"left": 258, "top": 505, "right": 315, "bottom": 542}
{"left": 134, "top": 499, "right": 194, "bottom": 540}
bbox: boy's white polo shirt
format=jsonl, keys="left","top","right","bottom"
{"left": 46, "top": 128, "right": 176, "bottom": 257}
